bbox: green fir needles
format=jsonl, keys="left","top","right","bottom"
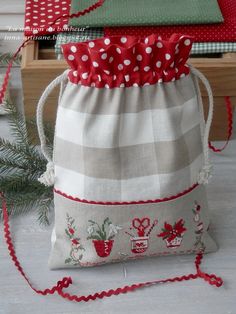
{"left": 0, "top": 102, "right": 54, "bottom": 225}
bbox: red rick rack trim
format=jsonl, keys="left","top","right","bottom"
{"left": 209, "top": 96, "right": 233, "bottom": 153}
{"left": 0, "top": 0, "right": 105, "bottom": 104}
{"left": 54, "top": 183, "right": 199, "bottom": 205}
{"left": 0, "top": 193, "right": 223, "bottom": 304}
{"left": 62, "top": 33, "right": 193, "bottom": 88}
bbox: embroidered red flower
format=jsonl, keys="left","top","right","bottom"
{"left": 69, "top": 228, "right": 75, "bottom": 235}
{"left": 158, "top": 219, "right": 187, "bottom": 241}
{"left": 72, "top": 239, "right": 79, "bottom": 245}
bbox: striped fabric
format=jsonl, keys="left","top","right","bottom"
{"left": 48, "top": 34, "right": 217, "bottom": 269}
{"left": 55, "top": 32, "right": 236, "bottom": 58}
{"left": 69, "top": 0, "right": 223, "bottom": 27}
{"left": 54, "top": 75, "right": 204, "bottom": 202}
{"left": 191, "top": 42, "right": 236, "bottom": 54}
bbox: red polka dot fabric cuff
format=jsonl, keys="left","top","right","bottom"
{"left": 62, "top": 34, "right": 193, "bottom": 88}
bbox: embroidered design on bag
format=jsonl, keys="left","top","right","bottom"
{"left": 158, "top": 219, "right": 187, "bottom": 249}
{"left": 125, "top": 217, "right": 158, "bottom": 254}
{"left": 87, "top": 218, "right": 122, "bottom": 258}
{"left": 192, "top": 202, "right": 206, "bottom": 252}
{"left": 64, "top": 213, "right": 85, "bottom": 265}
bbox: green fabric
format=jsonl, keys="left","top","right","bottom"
{"left": 54, "top": 28, "right": 104, "bottom": 55}
{"left": 54, "top": 31, "right": 236, "bottom": 57}
{"left": 69, "top": 0, "right": 223, "bottom": 27}
{"left": 191, "top": 42, "right": 236, "bottom": 55}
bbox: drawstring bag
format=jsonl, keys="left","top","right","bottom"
{"left": 37, "top": 33, "right": 217, "bottom": 269}
{"left": 1, "top": 33, "right": 225, "bottom": 302}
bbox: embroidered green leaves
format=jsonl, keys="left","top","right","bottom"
{"left": 87, "top": 218, "right": 122, "bottom": 257}
{"left": 64, "top": 200, "right": 204, "bottom": 264}
{"left": 65, "top": 213, "right": 85, "bottom": 265}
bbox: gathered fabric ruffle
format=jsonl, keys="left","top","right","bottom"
{"left": 62, "top": 33, "right": 193, "bottom": 88}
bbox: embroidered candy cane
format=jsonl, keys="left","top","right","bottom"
{"left": 146, "top": 219, "right": 158, "bottom": 237}
{"left": 1, "top": 191, "right": 223, "bottom": 304}
{"left": 125, "top": 231, "right": 136, "bottom": 238}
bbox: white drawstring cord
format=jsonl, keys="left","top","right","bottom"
{"left": 36, "top": 67, "right": 214, "bottom": 187}
{"left": 37, "top": 69, "right": 69, "bottom": 186}
{"left": 190, "top": 65, "right": 214, "bottom": 184}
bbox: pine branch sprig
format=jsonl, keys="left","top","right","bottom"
{"left": 0, "top": 102, "right": 54, "bottom": 225}
{"left": 4, "top": 190, "right": 53, "bottom": 218}
{"left": 0, "top": 138, "right": 46, "bottom": 176}
{"left": 0, "top": 53, "right": 22, "bottom": 66}
{"left": 37, "top": 198, "right": 53, "bottom": 226}
{"left": 6, "top": 102, "right": 31, "bottom": 147}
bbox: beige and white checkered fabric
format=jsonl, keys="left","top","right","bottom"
{"left": 53, "top": 74, "right": 203, "bottom": 202}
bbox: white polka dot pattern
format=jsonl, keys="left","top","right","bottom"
{"left": 81, "top": 55, "right": 88, "bottom": 61}
{"left": 64, "top": 34, "right": 192, "bottom": 88}
{"left": 24, "top": 0, "right": 70, "bottom": 36}
{"left": 105, "top": 0, "right": 236, "bottom": 43}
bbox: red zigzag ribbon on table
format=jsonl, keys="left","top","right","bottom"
{"left": 0, "top": 193, "right": 223, "bottom": 303}
{"left": 0, "top": 0, "right": 105, "bottom": 104}
{"left": 0, "top": 1, "right": 233, "bottom": 154}
{"left": 208, "top": 96, "right": 234, "bottom": 153}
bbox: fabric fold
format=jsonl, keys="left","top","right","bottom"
{"left": 105, "top": 0, "right": 236, "bottom": 42}
{"left": 62, "top": 34, "right": 193, "bottom": 88}
{"left": 69, "top": 0, "right": 223, "bottom": 27}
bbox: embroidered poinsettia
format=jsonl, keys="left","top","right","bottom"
{"left": 158, "top": 219, "right": 187, "bottom": 242}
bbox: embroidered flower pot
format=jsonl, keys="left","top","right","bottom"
{"left": 131, "top": 236, "right": 149, "bottom": 254}
{"left": 165, "top": 236, "right": 183, "bottom": 249}
{"left": 0, "top": 1, "right": 225, "bottom": 300}
{"left": 92, "top": 239, "right": 114, "bottom": 257}
{"left": 35, "top": 33, "right": 218, "bottom": 269}
{"left": 158, "top": 219, "right": 187, "bottom": 249}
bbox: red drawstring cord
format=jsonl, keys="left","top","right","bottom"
{"left": 0, "top": 193, "right": 223, "bottom": 303}
{"left": 0, "top": 39, "right": 31, "bottom": 104}
{"left": 0, "top": 0, "right": 104, "bottom": 104}
{"left": 52, "top": 0, "right": 104, "bottom": 26}
{"left": 208, "top": 96, "right": 234, "bottom": 153}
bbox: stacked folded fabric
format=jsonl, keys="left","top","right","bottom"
{"left": 53, "top": 0, "right": 236, "bottom": 58}
{"left": 103, "top": 0, "right": 236, "bottom": 55}
{"left": 69, "top": 0, "right": 223, "bottom": 27}
{"left": 104, "top": 0, "right": 235, "bottom": 41}
{"left": 55, "top": 29, "right": 104, "bottom": 59}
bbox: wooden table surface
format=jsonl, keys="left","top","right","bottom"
{"left": 0, "top": 138, "right": 235, "bottom": 314}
